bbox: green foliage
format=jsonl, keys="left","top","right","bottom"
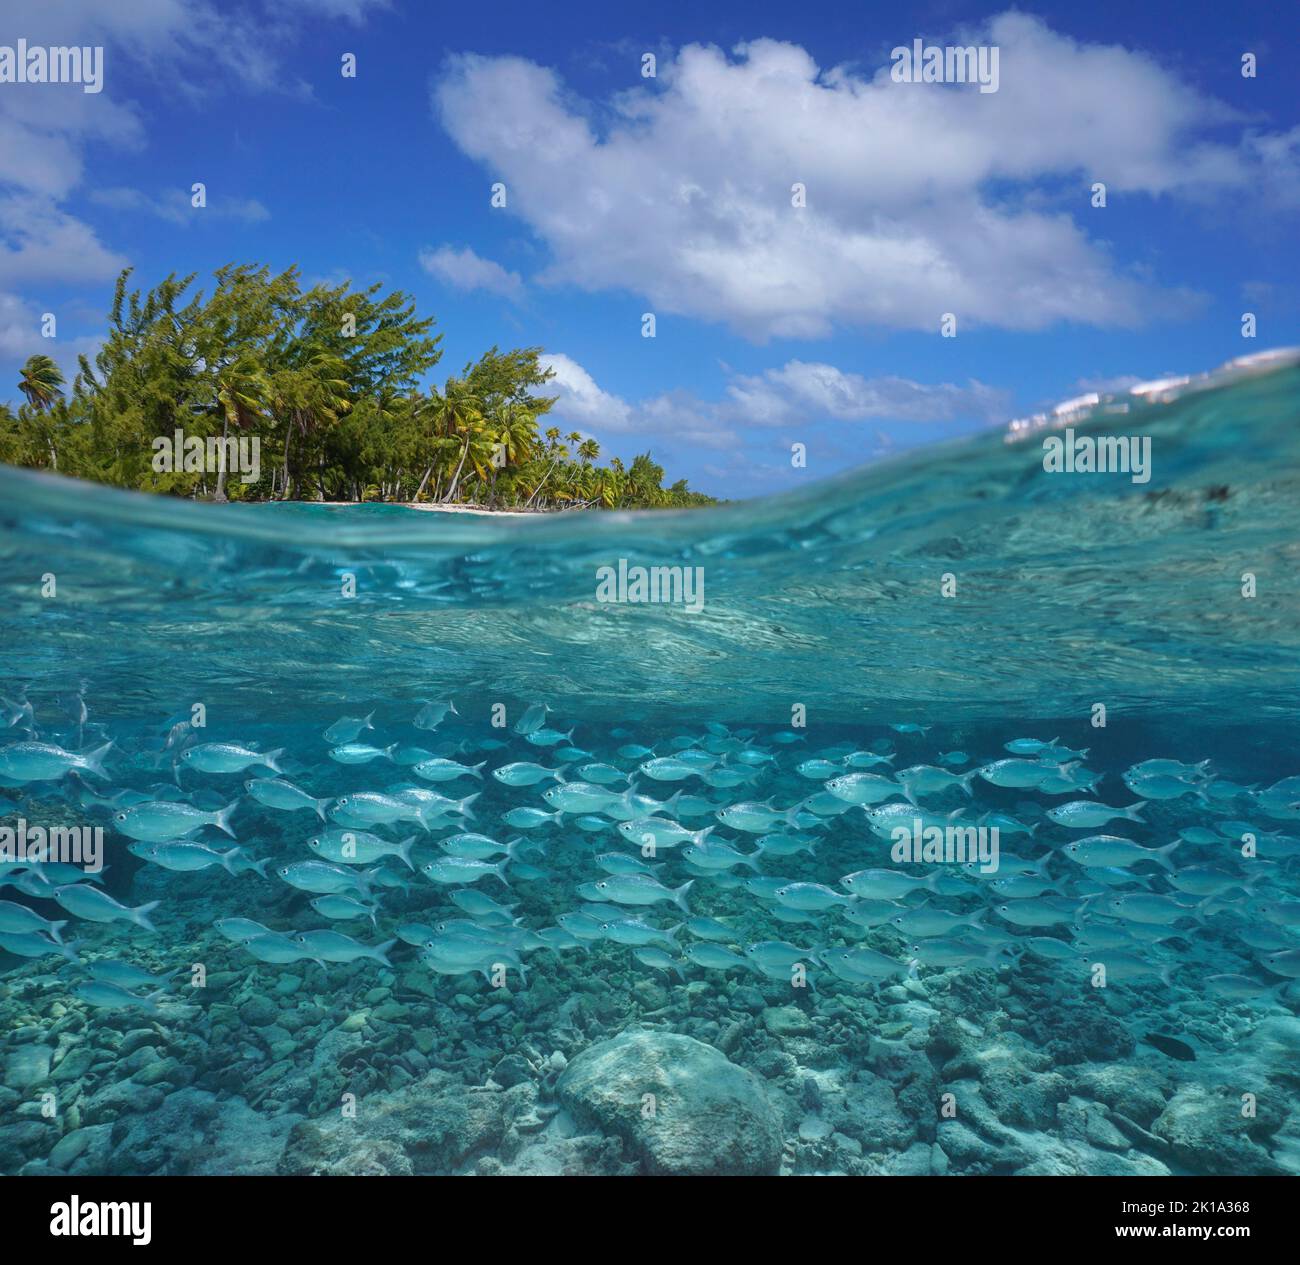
{"left": 1, "top": 265, "right": 715, "bottom": 511}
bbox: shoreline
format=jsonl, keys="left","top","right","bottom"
{"left": 316, "top": 500, "right": 563, "bottom": 517}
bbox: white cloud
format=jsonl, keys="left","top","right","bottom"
{"left": 0, "top": 195, "right": 128, "bottom": 288}
{"left": 0, "top": 291, "right": 103, "bottom": 381}
{"left": 89, "top": 187, "right": 270, "bottom": 225}
{"left": 541, "top": 353, "right": 1004, "bottom": 453}
{"left": 539, "top": 353, "right": 633, "bottom": 429}
{"left": 724, "top": 361, "right": 1009, "bottom": 426}
{"left": 419, "top": 245, "right": 523, "bottom": 300}
{"left": 434, "top": 13, "right": 1289, "bottom": 340}
{"left": 0, "top": 0, "right": 382, "bottom": 291}
{"left": 0, "top": 0, "right": 390, "bottom": 92}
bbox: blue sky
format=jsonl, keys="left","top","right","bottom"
{"left": 1, "top": 0, "right": 1296, "bottom": 496}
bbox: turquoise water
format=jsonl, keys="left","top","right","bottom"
{"left": 1, "top": 351, "right": 1299, "bottom": 1176}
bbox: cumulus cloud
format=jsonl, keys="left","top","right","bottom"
{"left": 0, "top": 195, "right": 128, "bottom": 288}
{"left": 0, "top": 0, "right": 384, "bottom": 291}
{"left": 724, "top": 361, "right": 1009, "bottom": 426}
{"left": 420, "top": 245, "right": 523, "bottom": 300}
{"left": 540, "top": 353, "right": 1004, "bottom": 452}
{"left": 0, "top": 0, "right": 389, "bottom": 92}
{"left": 538, "top": 353, "right": 633, "bottom": 428}
{"left": 433, "top": 13, "right": 1289, "bottom": 340}
{"left": 0, "top": 291, "right": 102, "bottom": 377}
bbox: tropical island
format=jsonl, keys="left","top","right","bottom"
{"left": 0, "top": 264, "right": 716, "bottom": 511}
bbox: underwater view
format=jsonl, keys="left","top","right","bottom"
{"left": 2, "top": 351, "right": 1298, "bottom": 1179}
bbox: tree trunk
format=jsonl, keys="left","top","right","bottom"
{"left": 526, "top": 457, "right": 560, "bottom": 508}
{"left": 213, "top": 413, "right": 230, "bottom": 501}
{"left": 280, "top": 424, "right": 293, "bottom": 500}
{"left": 442, "top": 437, "right": 471, "bottom": 504}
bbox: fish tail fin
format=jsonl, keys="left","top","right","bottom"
{"left": 80, "top": 740, "right": 114, "bottom": 780}
{"left": 314, "top": 797, "right": 331, "bottom": 822}
{"left": 471, "top": 761, "right": 486, "bottom": 780}
{"left": 665, "top": 789, "right": 684, "bottom": 814}
{"left": 1154, "top": 839, "right": 1181, "bottom": 872}
{"left": 665, "top": 922, "right": 684, "bottom": 949}
{"left": 384, "top": 744, "right": 398, "bottom": 761}
{"left": 1125, "top": 801, "right": 1148, "bottom": 823}
{"left": 363, "top": 710, "right": 375, "bottom": 730}
{"left": 373, "top": 938, "right": 397, "bottom": 967}
{"left": 457, "top": 791, "right": 481, "bottom": 820}
{"left": 672, "top": 879, "right": 695, "bottom": 915}
{"left": 60, "top": 937, "right": 82, "bottom": 962}
{"left": 47, "top": 919, "right": 69, "bottom": 944}
{"left": 132, "top": 900, "right": 161, "bottom": 933}
{"left": 505, "top": 836, "right": 525, "bottom": 864}
{"left": 355, "top": 866, "right": 383, "bottom": 898}
{"left": 448, "top": 700, "right": 459, "bottom": 716}
{"left": 219, "top": 846, "right": 244, "bottom": 875}
{"left": 959, "top": 771, "right": 977, "bottom": 797}
{"left": 264, "top": 747, "right": 285, "bottom": 775}
{"left": 494, "top": 858, "right": 513, "bottom": 888}
{"left": 215, "top": 799, "right": 240, "bottom": 838}
{"left": 396, "top": 835, "right": 418, "bottom": 871}
{"left": 693, "top": 824, "right": 715, "bottom": 846}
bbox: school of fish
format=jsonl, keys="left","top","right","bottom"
{"left": 3, "top": 688, "right": 1300, "bottom": 1016}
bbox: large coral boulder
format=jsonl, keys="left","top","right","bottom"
{"left": 557, "top": 1029, "right": 782, "bottom": 1175}
{"left": 1151, "top": 1085, "right": 1286, "bottom": 1176}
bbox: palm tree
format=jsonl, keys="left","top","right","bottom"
{"left": 483, "top": 401, "right": 539, "bottom": 506}
{"left": 18, "top": 355, "right": 65, "bottom": 411}
{"left": 525, "top": 426, "right": 566, "bottom": 508}
{"left": 271, "top": 351, "right": 350, "bottom": 499}
{"left": 211, "top": 354, "right": 269, "bottom": 501}
{"left": 430, "top": 377, "right": 484, "bottom": 504}
{"left": 17, "top": 355, "right": 66, "bottom": 469}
